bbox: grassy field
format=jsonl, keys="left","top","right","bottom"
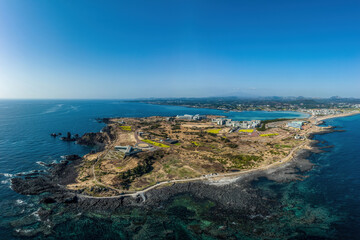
{"left": 142, "top": 139, "right": 170, "bottom": 148}
{"left": 274, "top": 144, "right": 292, "bottom": 148}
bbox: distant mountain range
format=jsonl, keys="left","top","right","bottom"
{"left": 134, "top": 96, "right": 360, "bottom": 102}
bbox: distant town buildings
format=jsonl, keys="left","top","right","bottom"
{"left": 176, "top": 114, "right": 206, "bottom": 121}
{"left": 212, "top": 118, "right": 261, "bottom": 129}
{"left": 303, "top": 109, "right": 342, "bottom": 116}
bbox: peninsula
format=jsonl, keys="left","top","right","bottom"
{"left": 65, "top": 110, "right": 360, "bottom": 197}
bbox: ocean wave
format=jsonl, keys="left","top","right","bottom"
{"left": 70, "top": 105, "right": 79, "bottom": 111}
{"left": 0, "top": 173, "right": 14, "bottom": 178}
{"left": 15, "top": 169, "right": 46, "bottom": 177}
{"left": 15, "top": 228, "right": 34, "bottom": 234}
{"left": 36, "top": 161, "right": 47, "bottom": 166}
{"left": 15, "top": 199, "right": 26, "bottom": 205}
{"left": 42, "top": 104, "right": 64, "bottom": 114}
{"left": 1, "top": 179, "right": 10, "bottom": 184}
{"left": 31, "top": 208, "right": 41, "bottom": 221}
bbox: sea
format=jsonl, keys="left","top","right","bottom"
{"left": 0, "top": 100, "right": 359, "bottom": 239}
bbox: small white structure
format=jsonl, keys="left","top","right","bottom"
{"left": 294, "top": 134, "right": 305, "bottom": 140}
{"left": 177, "top": 114, "right": 206, "bottom": 121}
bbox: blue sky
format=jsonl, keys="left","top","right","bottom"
{"left": 0, "top": 0, "right": 359, "bottom": 99}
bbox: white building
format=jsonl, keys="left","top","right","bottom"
{"left": 176, "top": 114, "right": 206, "bottom": 121}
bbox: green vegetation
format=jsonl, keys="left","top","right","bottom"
{"left": 147, "top": 123, "right": 161, "bottom": 130}
{"left": 269, "top": 150, "right": 280, "bottom": 155}
{"left": 142, "top": 139, "right": 170, "bottom": 148}
{"left": 115, "top": 151, "right": 165, "bottom": 189}
{"left": 178, "top": 168, "right": 196, "bottom": 178}
{"left": 224, "top": 154, "right": 262, "bottom": 169}
{"left": 257, "top": 124, "right": 266, "bottom": 131}
{"left": 147, "top": 131, "right": 168, "bottom": 138}
{"left": 275, "top": 144, "right": 292, "bottom": 148}
{"left": 226, "top": 143, "right": 238, "bottom": 148}
{"left": 171, "top": 124, "right": 181, "bottom": 130}
{"left": 163, "top": 157, "right": 181, "bottom": 169}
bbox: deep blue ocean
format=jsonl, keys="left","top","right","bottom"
{"left": 0, "top": 100, "right": 358, "bottom": 239}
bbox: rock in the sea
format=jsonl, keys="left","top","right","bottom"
{"left": 64, "top": 196, "right": 78, "bottom": 204}
{"left": 65, "top": 154, "right": 81, "bottom": 161}
{"left": 60, "top": 132, "right": 79, "bottom": 142}
{"left": 40, "top": 197, "right": 57, "bottom": 204}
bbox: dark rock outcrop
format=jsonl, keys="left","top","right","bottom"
{"left": 64, "top": 154, "right": 81, "bottom": 161}
{"left": 76, "top": 125, "right": 116, "bottom": 147}
{"left": 40, "top": 197, "right": 57, "bottom": 204}
{"left": 11, "top": 176, "right": 58, "bottom": 195}
{"left": 60, "top": 132, "right": 79, "bottom": 142}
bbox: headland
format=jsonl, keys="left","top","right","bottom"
{"left": 11, "top": 110, "right": 359, "bottom": 205}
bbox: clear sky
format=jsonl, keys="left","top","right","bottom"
{"left": 0, "top": 0, "right": 359, "bottom": 99}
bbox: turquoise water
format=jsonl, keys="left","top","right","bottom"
{"left": 0, "top": 100, "right": 358, "bottom": 239}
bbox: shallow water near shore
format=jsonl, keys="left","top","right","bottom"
{"left": 0, "top": 100, "right": 359, "bottom": 239}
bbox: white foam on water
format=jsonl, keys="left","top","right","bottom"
{"left": 15, "top": 228, "right": 33, "bottom": 234}
{"left": 36, "top": 161, "right": 48, "bottom": 167}
{"left": 42, "top": 104, "right": 64, "bottom": 114}
{"left": 15, "top": 199, "right": 26, "bottom": 205}
{"left": 1, "top": 173, "right": 14, "bottom": 178}
{"left": 31, "top": 208, "right": 41, "bottom": 221}
{"left": 1, "top": 179, "right": 10, "bottom": 184}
